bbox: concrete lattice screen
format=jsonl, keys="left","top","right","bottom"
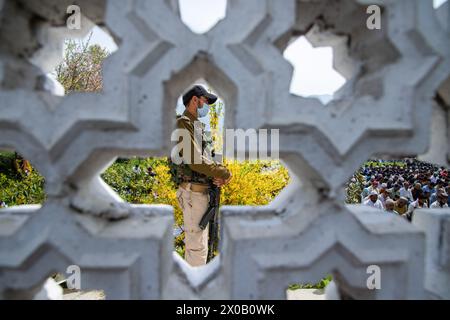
{"left": 0, "top": 0, "right": 449, "bottom": 299}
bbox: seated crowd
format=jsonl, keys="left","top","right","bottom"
{"left": 354, "top": 159, "right": 449, "bottom": 221}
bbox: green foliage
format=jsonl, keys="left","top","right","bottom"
{"left": 175, "top": 244, "right": 185, "bottom": 259}
{"left": 364, "top": 160, "right": 407, "bottom": 168}
{"left": 0, "top": 152, "right": 46, "bottom": 206}
{"left": 345, "top": 172, "right": 365, "bottom": 204}
{"left": 54, "top": 33, "right": 109, "bottom": 94}
{"left": 288, "top": 274, "right": 333, "bottom": 290}
{"left": 221, "top": 159, "right": 290, "bottom": 206}
{"left": 100, "top": 157, "right": 173, "bottom": 204}
{"left": 208, "top": 98, "right": 223, "bottom": 153}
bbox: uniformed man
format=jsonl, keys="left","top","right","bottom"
{"left": 171, "top": 85, "right": 232, "bottom": 267}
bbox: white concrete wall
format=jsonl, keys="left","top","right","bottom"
{"left": 0, "top": 0, "right": 449, "bottom": 299}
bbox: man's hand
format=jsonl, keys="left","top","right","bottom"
{"left": 213, "top": 178, "right": 226, "bottom": 187}
{"left": 213, "top": 172, "right": 232, "bottom": 187}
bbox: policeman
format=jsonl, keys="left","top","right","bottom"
{"left": 171, "top": 85, "right": 232, "bottom": 266}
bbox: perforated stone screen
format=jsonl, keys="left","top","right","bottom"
{"left": 0, "top": 0, "right": 449, "bottom": 299}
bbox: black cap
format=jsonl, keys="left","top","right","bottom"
{"left": 182, "top": 85, "right": 217, "bottom": 106}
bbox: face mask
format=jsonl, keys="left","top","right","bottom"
{"left": 197, "top": 103, "right": 210, "bottom": 118}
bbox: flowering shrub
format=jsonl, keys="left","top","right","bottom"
{"left": 54, "top": 35, "right": 109, "bottom": 94}
{"left": 221, "top": 159, "right": 290, "bottom": 206}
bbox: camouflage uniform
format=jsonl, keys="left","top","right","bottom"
{"left": 170, "top": 110, "right": 230, "bottom": 266}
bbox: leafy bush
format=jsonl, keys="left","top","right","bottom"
{"left": 288, "top": 274, "right": 333, "bottom": 290}
{"left": 0, "top": 151, "right": 46, "bottom": 206}
{"left": 221, "top": 159, "right": 290, "bottom": 206}
{"left": 54, "top": 35, "right": 109, "bottom": 94}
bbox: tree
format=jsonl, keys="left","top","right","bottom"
{"left": 54, "top": 32, "right": 109, "bottom": 94}
{"left": 208, "top": 94, "right": 224, "bottom": 154}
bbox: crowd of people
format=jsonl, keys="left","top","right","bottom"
{"left": 352, "top": 159, "right": 450, "bottom": 221}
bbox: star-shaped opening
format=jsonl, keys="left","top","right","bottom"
{"left": 98, "top": 78, "right": 291, "bottom": 269}
{"left": 178, "top": 0, "right": 227, "bottom": 35}
{"left": 283, "top": 36, "right": 346, "bottom": 104}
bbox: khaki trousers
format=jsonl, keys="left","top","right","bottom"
{"left": 176, "top": 184, "right": 209, "bottom": 267}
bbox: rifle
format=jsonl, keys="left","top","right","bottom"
{"left": 199, "top": 183, "right": 221, "bottom": 262}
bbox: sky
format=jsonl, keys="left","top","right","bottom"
{"left": 434, "top": 0, "right": 447, "bottom": 8}
{"left": 178, "top": 0, "right": 227, "bottom": 34}
{"left": 88, "top": 26, "right": 118, "bottom": 53}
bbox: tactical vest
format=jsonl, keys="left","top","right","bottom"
{"left": 168, "top": 115, "right": 212, "bottom": 186}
